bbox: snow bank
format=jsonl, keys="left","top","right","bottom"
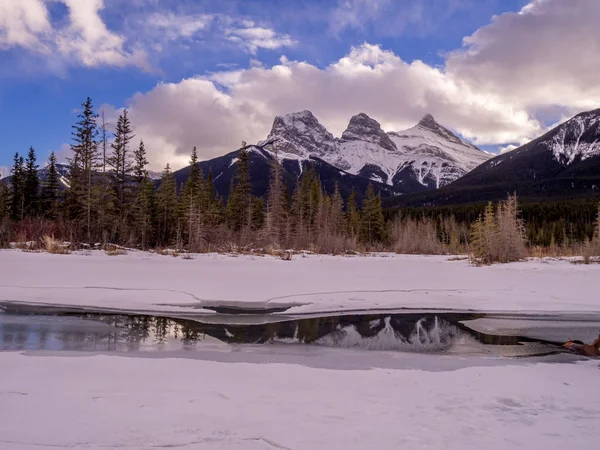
{"left": 0, "top": 352, "right": 599, "bottom": 449}
{"left": 1, "top": 250, "right": 599, "bottom": 314}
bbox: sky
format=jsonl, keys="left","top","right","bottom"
{"left": 1, "top": 0, "right": 599, "bottom": 173}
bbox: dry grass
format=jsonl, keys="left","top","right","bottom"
{"left": 41, "top": 235, "right": 70, "bottom": 254}
{"left": 104, "top": 244, "right": 127, "bottom": 256}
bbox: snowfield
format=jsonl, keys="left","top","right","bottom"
{"left": 1, "top": 352, "right": 599, "bottom": 450}
{"left": 1, "top": 250, "right": 599, "bottom": 314}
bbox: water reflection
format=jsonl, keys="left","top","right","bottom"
{"left": 0, "top": 311, "right": 560, "bottom": 355}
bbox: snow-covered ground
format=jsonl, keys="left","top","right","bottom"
{"left": 1, "top": 351, "right": 599, "bottom": 450}
{"left": 1, "top": 250, "right": 599, "bottom": 314}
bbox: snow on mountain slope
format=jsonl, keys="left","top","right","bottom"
{"left": 259, "top": 110, "right": 337, "bottom": 159}
{"left": 259, "top": 111, "right": 490, "bottom": 191}
{"left": 543, "top": 109, "right": 600, "bottom": 165}
{"left": 389, "top": 115, "right": 490, "bottom": 189}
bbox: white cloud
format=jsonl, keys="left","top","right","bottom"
{"left": 0, "top": 0, "right": 147, "bottom": 69}
{"left": 146, "top": 12, "right": 214, "bottom": 41}
{"left": 446, "top": 0, "right": 600, "bottom": 116}
{"left": 225, "top": 22, "right": 295, "bottom": 54}
{"left": 120, "top": 43, "right": 541, "bottom": 170}
{"left": 0, "top": 0, "right": 51, "bottom": 51}
{"left": 115, "top": 0, "right": 600, "bottom": 170}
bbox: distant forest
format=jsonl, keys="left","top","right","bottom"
{"left": 0, "top": 97, "right": 599, "bottom": 259}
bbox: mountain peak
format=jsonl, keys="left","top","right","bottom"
{"left": 418, "top": 113, "right": 438, "bottom": 129}
{"left": 259, "top": 110, "right": 337, "bottom": 158}
{"left": 341, "top": 113, "right": 397, "bottom": 152}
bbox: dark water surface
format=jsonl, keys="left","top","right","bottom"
{"left": 3, "top": 303, "right": 599, "bottom": 358}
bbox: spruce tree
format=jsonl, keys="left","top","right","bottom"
{"left": 133, "top": 140, "right": 149, "bottom": 184}
{"left": 202, "top": 168, "right": 224, "bottom": 227}
{"left": 0, "top": 182, "right": 9, "bottom": 222}
{"left": 330, "top": 183, "right": 345, "bottom": 235}
{"left": 236, "top": 147, "right": 251, "bottom": 227}
{"left": 10, "top": 153, "right": 25, "bottom": 221}
{"left": 360, "top": 184, "right": 385, "bottom": 244}
{"left": 156, "top": 163, "right": 178, "bottom": 246}
{"left": 41, "top": 152, "right": 61, "bottom": 220}
{"left": 250, "top": 197, "right": 265, "bottom": 230}
{"left": 346, "top": 191, "right": 361, "bottom": 237}
{"left": 100, "top": 110, "right": 108, "bottom": 173}
{"left": 266, "top": 157, "right": 285, "bottom": 246}
{"left": 24, "top": 147, "right": 40, "bottom": 217}
{"left": 133, "top": 176, "right": 156, "bottom": 250}
{"left": 108, "top": 109, "right": 135, "bottom": 213}
{"left": 68, "top": 97, "right": 100, "bottom": 243}
{"left": 225, "top": 178, "right": 243, "bottom": 231}
{"left": 180, "top": 147, "right": 205, "bottom": 249}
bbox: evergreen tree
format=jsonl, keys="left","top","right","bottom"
{"left": 250, "top": 197, "right": 265, "bottom": 230}
{"left": 0, "top": 182, "right": 9, "bottom": 221}
{"left": 180, "top": 147, "right": 205, "bottom": 249}
{"left": 330, "top": 183, "right": 345, "bottom": 235}
{"left": 236, "top": 146, "right": 251, "bottom": 227}
{"left": 23, "top": 147, "right": 40, "bottom": 217}
{"left": 346, "top": 190, "right": 361, "bottom": 237}
{"left": 266, "top": 157, "right": 285, "bottom": 246}
{"left": 204, "top": 168, "right": 223, "bottom": 227}
{"left": 68, "top": 97, "right": 100, "bottom": 243}
{"left": 133, "top": 176, "right": 156, "bottom": 250}
{"left": 225, "top": 178, "right": 243, "bottom": 231}
{"left": 360, "top": 184, "right": 385, "bottom": 244}
{"left": 133, "top": 140, "right": 149, "bottom": 184}
{"left": 100, "top": 110, "right": 108, "bottom": 173}
{"left": 10, "top": 153, "right": 25, "bottom": 221}
{"left": 41, "top": 152, "right": 61, "bottom": 220}
{"left": 108, "top": 109, "right": 135, "bottom": 212}
{"left": 156, "top": 163, "right": 178, "bottom": 246}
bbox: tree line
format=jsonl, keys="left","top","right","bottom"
{"left": 0, "top": 97, "right": 387, "bottom": 253}
{"left": 0, "top": 97, "right": 598, "bottom": 263}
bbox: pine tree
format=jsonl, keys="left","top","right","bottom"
{"left": 203, "top": 168, "right": 223, "bottom": 227}
{"left": 41, "top": 152, "right": 61, "bottom": 220}
{"left": 23, "top": 147, "right": 40, "bottom": 217}
{"left": 180, "top": 147, "right": 205, "bottom": 249}
{"left": 133, "top": 176, "right": 156, "bottom": 250}
{"left": 360, "top": 184, "right": 385, "bottom": 244}
{"left": 250, "top": 197, "right": 265, "bottom": 230}
{"left": 156, "top": 163, "right": 178, "bottom": 246}
{"left": 108, "top": 109, "right": 135, "bottom": 213}
{"left": 346, "top": 191, "right": 361, "bottom": 236}
{"left": 68, "top": 97, "right": 100, "bottom": 243}
{"left": 330, "top": 183, "right": 345, "bottom": 235}
{"left": 10, "top": 153, "right": 25, "bottom": 221}
{"left": 0, "top": 182, "right": 9, "bottom": 222}
{"left": 225, "top": 178, "right": 243, "bottom": 231}
{"left": 133, "top": 140, "right": 149, "bottom": 184}
{"left": 100, "top": 110, "right": 108, "bottom": 173}
{"left": 236, "top": 146, "right": 251, "bottom": 227}
{"left": 266, "top": 157, "right": 285, "bottom": 246}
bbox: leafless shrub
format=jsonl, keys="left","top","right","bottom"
{"left": 391, "top": 217, "right": 447, "bottom": 255}
{"left": 470, "top": 194, "right": 527, "bottom": 265}
{"left": 41, "top": 235, "right": 70, "bottom": 254}
{"left": 105, "top": 244, "right": 127, "bottom": 256}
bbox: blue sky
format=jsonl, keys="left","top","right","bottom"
{"left": 1, "top": 0, "right": 597, "bottom": 172}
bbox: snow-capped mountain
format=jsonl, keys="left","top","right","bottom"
{"left": 543, "top": 109, "right": 600, "bottom": 165}
{"left": 259, "top": 111, "right": 489, "bottom": 191}
{"left": 389, "top": 108, "right": 600, "bottom": 206}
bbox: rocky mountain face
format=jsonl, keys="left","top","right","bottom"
{"left": 387, "top": 108, "right": 600, "bottom": 207}
{"left": 259, "top": 110, "right": 489, "bottom": 193}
